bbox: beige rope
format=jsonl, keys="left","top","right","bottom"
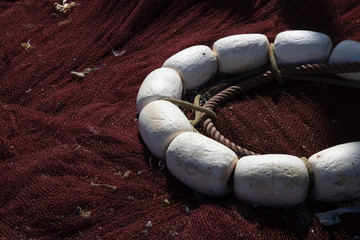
{"left": 162, "top": 98, "right": 216, "bottom": 120}
{"left": 190, "top": 67, "right": 270, "bottom": 128}
{"left": 301, "top": 157, "right": 314, "bottom": 187}
{"left": 269, "top": 43, "right": 284, "bottom": 84}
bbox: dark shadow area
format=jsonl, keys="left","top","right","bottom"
{"left": 201, "top": 0, "right": 260, "bottom": 20}
{"left": 277, "top": 0, "right": 344, "bottom": 43}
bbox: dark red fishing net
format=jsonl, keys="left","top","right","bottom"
{"left": 1, "top": 0, "right": 360, "bottom": 239}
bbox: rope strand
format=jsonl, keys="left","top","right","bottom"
{"left": 161, "top": 97, "right": 216, "bottom": 123}
{"left": 269, "top": 43, "right": 284, "bottom": 84}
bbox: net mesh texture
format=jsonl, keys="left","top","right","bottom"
{"left": 0, "top": 0, "right": 360, "bottom": 239}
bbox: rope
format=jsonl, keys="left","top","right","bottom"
{"left": 269, "top": 43, "right": 284, "bottom": 84}
{"left": 301, "top": 157, "right": 314, "bottom": 188}
{"left": 201, "top": 72, "right": 275, "bottom": 156}
{"left": 281, "top": 62, "right": 360, "bottom": 88}
{"left": 161, "top": 68, "right": 272, "bottom": 129}
{"left": 201, "top": 67, "right": 270, "bottom": 100}
{"left": 191, "top": 94, "right": 203, "bottom": 127}
{"left": 280, "top": 62, "right": 360, "bottom": 77}
{"left": 161, "top": 97, "right": 216, "bottom": 123}
{"left": 267, "top": 44, "right": 360, "bottom": 87}
{"left": 191, "top": 67, "right": 270, "bottom": 127}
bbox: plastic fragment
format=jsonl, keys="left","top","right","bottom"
{"left": 315, "top": 200, "right": 360, "bottom": 226}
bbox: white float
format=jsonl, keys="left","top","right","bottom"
{"left": 273, "top": 30, "right": 332, "bottom": 66}
{"left": 308, "top": 141, "right": 360, "bottom": 202}
{"left": 166, "top": 132, "right": 238, "bottom": 197}
{"left": 136, "top": 68, "right": 183, "bottom": 113}
{"left": 234, "top": 154, "right": 309, "bottom": 207}
{"left": 212, "top": 34, "right": 269, "bottom": 74}
{"left": 328, "top": 40, "right": 360, "bottom": 81}
{"left": 138, "top": 100, "right": 193, "bottom": 160}
{"left": 162, "top": 45, "right": 217, "bottom": 89}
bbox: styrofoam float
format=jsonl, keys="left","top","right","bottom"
{"left": 138, "top": 100, "right": 193, "bottom": 160}
{"left": 234, "top": 154, "right": 309, "bottom": 207}
{"left": 212, "top": 34, "right": 269, "bottom": 74}
{"left": 308, "top": 141, "right": 360, "bottom": 202}
{"left": 328, "top": 40, "right": 360, "bottom": 81}
{"left": 166, "top": 132, "right": 238, "bottom": 197}
{"left": 162, "top": 45, "right": 217, "bottom": 89}
{"left": 136, "top": 68, "right": 183, "bottom": 113}
{"left": 273, "top": 30, "right": 332, "bottom": 66}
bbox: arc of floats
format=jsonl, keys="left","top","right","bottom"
{"left": 136, "top": 30, "right": 360, "bottom": 207}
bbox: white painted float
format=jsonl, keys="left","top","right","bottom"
{"left": 166, "top": 132, "right": 238, "bottom": 197}
{"left": 138, "top": 100, "right": 193, "bottom": 160}
{"left": 136, "top": 68, "right": 183, "bottom": 113}
{"left": 273, "top": 30, "right": 332, "bottom": 66}
{"left": 234, "top": 154, "right": 309, "bottom": 207}
{"left": 162, "top": 45, "right": 217, "bottom": 89}
{"left": 308, "top": 141, "right": 360, "bottom": 202}
{"left": 212, "top": 34, "right": 269, "bottom": 74}
{"left": 328, "top": 40, "right": 360, "bottom": 81}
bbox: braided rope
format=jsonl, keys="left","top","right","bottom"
{"left": 280, "top": 62, "right": 360, "bottom": 77}
{"left": 201, "top": 72, "right": 275, "bottom": 156}
{"left": 190, "top": 67, "right": 270, "bottom": 127}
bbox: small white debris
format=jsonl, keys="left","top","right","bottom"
{"left": 21, "top": 39, "right": 33, "bottom": 50}
{"left": 123, "top": 170, "right": 131, "bottom": 178}
{"left": 54, "top": 0, "right": 76, "bottom": 13}
{"left": 70, "top": 71, "right": 86, "bottom": 78}
{"left": 146, "top": 221, "right": 152, "bottom": 228}
{"left": 112, "top": 49, "right": 126, "bottom": 57}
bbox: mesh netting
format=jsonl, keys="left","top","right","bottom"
{"left": 0, "top": 0, "right": 360, "bottom": 239}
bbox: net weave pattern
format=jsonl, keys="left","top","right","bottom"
{"left": 1, "top": 0, "right": 360, "bottom": 239}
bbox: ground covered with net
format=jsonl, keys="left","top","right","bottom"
{"left": 1, "top": 0, "right": 360, "bottom": 239}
